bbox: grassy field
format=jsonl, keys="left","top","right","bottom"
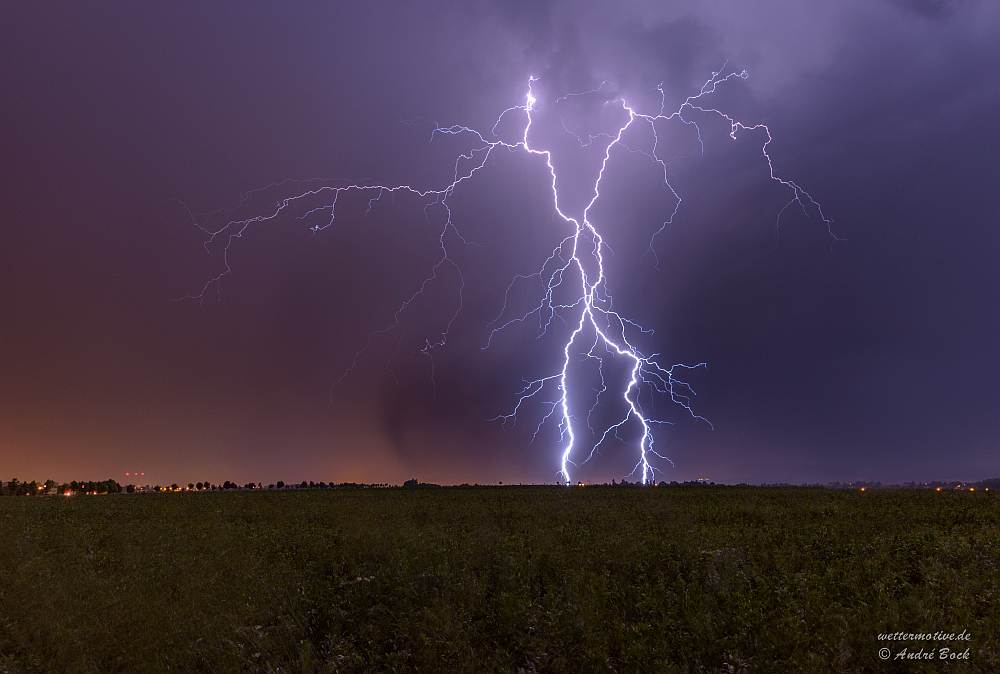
{"left": 0, "top": 486, "right": 997, "bottom": 673}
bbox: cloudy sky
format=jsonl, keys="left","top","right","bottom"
{"left": 2, "top": 0, "right": 998, "bottom": 486}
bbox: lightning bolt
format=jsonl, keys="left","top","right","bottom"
{"left": 180, "top": 67, "right": 833, "bottom": 485}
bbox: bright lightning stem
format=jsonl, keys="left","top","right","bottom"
{"left": 183, "top": 68, "right": 833, "bottom": 485}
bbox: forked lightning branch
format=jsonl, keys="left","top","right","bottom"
{"left": 183, "top": 68, "right": 831, "bottom": 485}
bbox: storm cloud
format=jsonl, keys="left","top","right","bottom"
{"left": 1, "top": 0, "right": 997, "bottom": 485}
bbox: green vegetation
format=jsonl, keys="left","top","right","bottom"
{"left": 1, "top": 487, "right": 997, "bottom": 672}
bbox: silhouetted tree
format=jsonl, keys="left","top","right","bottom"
{"left": 276, "top": 481, "right": 284, "bottom": 489}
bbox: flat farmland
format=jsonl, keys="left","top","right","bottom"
{"left": 1, "top": 487, "right": 997, "bottom": 673}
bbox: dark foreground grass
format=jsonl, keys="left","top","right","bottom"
{"left": 1, "top": 487, "right": 997, "bottom": 673}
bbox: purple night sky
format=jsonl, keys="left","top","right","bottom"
{"left": 2, "top": 0, "right": 998, "bottom": 486}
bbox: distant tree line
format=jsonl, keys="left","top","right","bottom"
{"left": 5, "top": 476, "right": 997, "bottom": 495}
{"left": 0, "top": 479, "right": 398, "bottom": 496}
{"left": 267, "top": 481, "right": 392, "bottom": 490}
{"left": 402, "top": 479, "right": 440, "bottom": 488}
{"left": 184, "top": 481, "right": 392, "bottom": 491}
{"left": 2, "top": 479, "right": 121, "bottom": 496}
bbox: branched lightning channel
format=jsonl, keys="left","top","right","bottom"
{"left": 181, "top": 68, "right": 832, "bottom": 485}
